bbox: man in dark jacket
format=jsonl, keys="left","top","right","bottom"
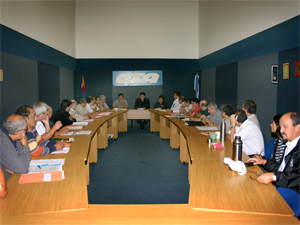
{"left": 256, "top": 112, "right": 300, "bottom": 194}
{"left": 134, "top": 92, "right": 150, "bottom": 130}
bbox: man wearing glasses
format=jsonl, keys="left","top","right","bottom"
{"left": 0, "top": 115, "right": 31, "bottom": 180}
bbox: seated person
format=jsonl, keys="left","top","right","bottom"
{"left": 195, "top": 100, "right": 209, "bottom": 118}
{"left": 154, "top": 95, "right": 167, "bottom": 109}
{"left": 166, "top": 91, "right": 181, "bottom": 113}
{"left": 16, "top": 105, "right": 64, "bottom": 156}
{"left": 86, "top": 96, "right": 97, "bottom": 113}
{"left": 0, "top": 115, "right": 31, "bottom": 180}
{"left": 247, "top": 114, "right": 285, "bottom": 172}
{"left": 0, "top": 167, "right": 8, "bottom": 198}
{"left": 33, "top": 103, "right": 67, "bottom": 139}
{"left": 179, "top": 98, "right": 193, "bottom": 115}
{"left": 219, "top": 104, "right": 233, "bottom": 134}
{"left": 76, "top": 98, "right": 95, "bottom": 117}
{"left": 189, "top": 98, "right": 200, "bottom": 118}
{"left": 53, "top": 99, "right": 76, "bottom": 127}
{"left": 113, "top": 93, "right": 128, "bottom": 109}
{"left": 69, "top": 100, "right": 89, "bottom": 121}
{"left": 228, "top": 110, "right": 264, "bottom": 157}
{"left": 249, "top": 113, "right": 300, "bottom": 215}
{"left": 134, "top": 92, "right": 150, "bottom": 129}
{"left": 242, "top": 99, "right": 260, "bottom": 129}
{"left": 99, "top": 95, "right": 111, "bottom": 112}
{"left": 204, "top": 103, "right": 223, "bottom": 126}
{"left": 172, "top": 96, "right": 184, "bottom": 113}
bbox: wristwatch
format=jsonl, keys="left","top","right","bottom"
{"left": 273, "top": 174, "right": 277, "bottom": 181}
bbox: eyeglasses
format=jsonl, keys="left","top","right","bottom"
{"left": 248, "top": 170, "right": 261, "bottom": 180}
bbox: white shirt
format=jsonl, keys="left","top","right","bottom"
{"left": 172, "top": 103, "right": 182, "bottom": 113}
{"left": 170, "top": 98, "right": 180, "bottom": 111}
{"left": 247, "top": 114, "right": 260, "bottom": 129}
{"left": 278, "top": 136, "right": 300, "bottom": 172}
{"left": 35, "top": 121, "right": 46, "bottom": 135}
{"left": 85, "top": 103, "right": 93, "bottom": 113}
{"left": 234, "top": 120, "right": 264, "bottom": 156}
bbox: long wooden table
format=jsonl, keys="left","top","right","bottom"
{"left": 1, "top": 109, "right": 299, "bottom": 224}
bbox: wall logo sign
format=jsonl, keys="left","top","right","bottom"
{"left": 113, "top": 71, "right": 163, "bottom": 86}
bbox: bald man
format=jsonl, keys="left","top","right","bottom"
{"left": 0, "top": 115, "right": 31, "bottom": 180}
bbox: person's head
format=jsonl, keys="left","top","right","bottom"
{"left": 233, "top": 110, "right": 247, "bottom": 127}
{"left": 184, "top": 98, "right": 191, "bottom": 106}
{"left": 33, "top": 102, "right": 49, "bottom": 121}
{"left": 118, "top": 93, "right": 124, "bottom": 101}
{"left": 179, "top": 96, "right": 185, "bottom": 104}
{"left": 173, "top": 91, "right": 181, "bottom": 100}
{"left": 140, "top": 92, "right": 146, "bottom": 101}
{"left": 78, "top": 98, "right": 87, "bottom": 107}
{"left": 280, "top": 112, "right": 300, "bottom": 143}
{"left": 95, "top": 97, "right": 100, "bottom": 105}
{"left": 47, "top": 106, "right": 53, "bottom": 120}
{"left": 191, "top": 98, "right": 199, "bottom": 107}
{"left": 270, "top": 114, "right": 283, "bottom": 138}
{"left": 70, "top": 100, "right": 77, "bottom": 110}
{"left": 2, "top": 115, "right": 27, "bottom": 140}
{"left": 87, "top": 96, "right": 94, "bottom": 104}
{"left": 15, "top": 105, "right": 37, "bottom": 129}
{"left": 61, "top": 99, "right": 72, "bottom": 112}
{"left": 200, "top": 100, "right": 208, "bottom": 110}
{"left": 220, "top": 104, "right": 233, "bottom": 119}
{"left": 158, "top": 95, "right": 164, "bottom": 104}
{"left": 207, "top": 103, "right": 218, "bottom": 115}
{"left": 100, "top": 95, "right": 106, "bottom": 102}
{"left": 243, "top": 100, "right": 257, "bottom": 115}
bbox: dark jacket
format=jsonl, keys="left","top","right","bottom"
{"left": 134, "top": 98, "right": 150, "bottom": 109}
{"left": 154, "top": 101, "right": 167, "bottom": 109}
{"left": 53, "top": 109, "right": 76, "bottom": 127}
{"left": 273, "top": 138, "right": 300, "bottom": 194}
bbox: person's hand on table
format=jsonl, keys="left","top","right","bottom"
{"left": 257, "top": 173, "right": 274, "bottom": 184}
{"left": 246, "top": 157, "right": 267, "bottom": 165}
{"left": 54, "top": 141, "right": 65, "bottom": 150}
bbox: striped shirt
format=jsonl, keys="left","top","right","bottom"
{"left": 274, "top": 138, "right": 286, "bottom": 163}
{"left": 26, "top": 127, "right": 56, "bottom": 156}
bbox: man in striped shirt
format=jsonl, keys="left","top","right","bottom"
{"left": 16, "top": 105, "right": 65, "bottom": 157}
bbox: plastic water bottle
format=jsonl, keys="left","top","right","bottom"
{"left": 233, "top": 136, "right": 243, "bottom": 161}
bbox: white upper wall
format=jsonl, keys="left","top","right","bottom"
{"left": 198, "top": 1, "right": 300, "bottom": 58}
{"left": 75, "top": 1, "right": 199, "bottom": 59}
{"left": 0, "top": 1, "right": 76, "bottom": 58}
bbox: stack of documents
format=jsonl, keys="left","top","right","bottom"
{"left": 98, "top": 112, "right": 111, "bottom": 116}
{"left": 67, "top": 125, "right": 83, "bottom": 130}
{"left": 59, "top": 130, "right": 92, "bottom": 136}
{"left": 196, "top": 126, "right": 219, "bottom": 131}
{"left": 72, "top": 121, "right": 89, "bottom": 126}
{"left": 19, "top": 159, "right": 65, "bottom": 184}
{"left": 83, "top": 119, "right": 94, "bottom": 122}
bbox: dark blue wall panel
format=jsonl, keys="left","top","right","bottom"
{"left": 38, "top": 62, "right": 60, "bottom": 114}
{"left": 215, "top": 62, "right": 238, "bottom": 110}
{"left": 1, "top": 24, "right": 76, "bottom": 70}
{"left": 199, "top": 15, "right": 300, "bottom": 70}
{"left": 277, "top": 47, "right": 300, "bottom": 114}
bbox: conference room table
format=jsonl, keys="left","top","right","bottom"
{"left": 1, "top": 109, "right": 299, "bottom": 225}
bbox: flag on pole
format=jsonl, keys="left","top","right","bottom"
{"left": 81, "top": 74, "right": 86, "bottom": 99}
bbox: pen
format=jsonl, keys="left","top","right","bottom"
{"left": 38, "top": 165, "right": 41, "bottom": 169}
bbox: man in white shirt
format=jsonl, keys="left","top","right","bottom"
{"left": 166, "top": 91, "right": 181, "bottom": 113}
{"left": 172, "top": 96, "right": 184, "bottom": 113}
{"left": 86, "top": 96, "right": 96, "bottom": 113}
{"left": 228, "top": 110, "right": 264, "bottom": 157}
{"left": 242, "top": 100, "right": 260, "bottom": 129}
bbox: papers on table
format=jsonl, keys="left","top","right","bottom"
{"left": 95, "top": 115, "right": 102, "bottom": 118}
{"left": 59, "top": 130, "right": 92, "bottom": 136}
{"left": 196, "top": 126, "right": 219, "bottom": 131}
{"left": 67, "top": 126, "right": 83, "bottom": 130}
{"left": 72, "top": 121, "right": 89, "bottom": 126}
{"left": 159, "top": 109, "right": 167, "bottom": 112}
{"left": 119, "top": 108, "right": 127, "bottom": 110}
{"left": 98, "top": 112, "right": 111, "bottom": 116}
{"left": 51, "top": 147, "right": 70, "bottom": 154}
{"left": 137, "top": 108, "right": 145, "bottom": 110}
{"left": 181, "top": 118, "right": 190, "bottom": 121}
{"left": 83, "top": 119, "right": 94, "bottom": 122}
{"left": 20, "top": 159, "right": 65, "bottom": 184}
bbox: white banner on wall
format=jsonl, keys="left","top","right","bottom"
{"left": 113, "top": 71, "right": 163, "bottom": 86}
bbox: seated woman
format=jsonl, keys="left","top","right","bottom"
{"left": 53, "top": 99, "right": 76, "bottom": 127}
{"left": 246, "top": 114, "right": 285, "bottom": 172}
{"left": 154, "top": 95, "right": 167, "bottom": 109}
